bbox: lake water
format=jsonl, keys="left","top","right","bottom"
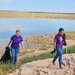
{"left": 0, "top": 18, "right": 75, "bottom": 52}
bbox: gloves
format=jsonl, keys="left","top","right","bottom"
{"left": 51, "top": 49, "right": 56, "bottom": 54}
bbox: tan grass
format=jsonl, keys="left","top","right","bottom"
{"left": 0, "top": 12, "right": 75, "bottom": 19}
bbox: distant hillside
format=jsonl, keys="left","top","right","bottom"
{"left": 0, "top": 11, "right": 75, "bottom": 19}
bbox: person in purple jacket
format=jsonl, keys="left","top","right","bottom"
{"left": 7, "top": 30, "right": 24, "bottom": 65}
{"left": 52, "top": 28, "right": 65, "bottom": 69}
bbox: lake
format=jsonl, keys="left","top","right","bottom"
{"left": 0, "top": 18, "right": 75, "bottom": 52}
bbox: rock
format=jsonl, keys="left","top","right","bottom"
{"left": 33, "top": 70, "right": 40, "bottom": 75}
{"left": 65, "top": 71, "right": 71, "bottom": 74}
{"left": 7, "top": 54, "right": 75, "bottom": 75}
{"left": 73, "top": 69, "right": 75, "bottom": 75}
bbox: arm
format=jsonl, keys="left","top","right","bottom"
{"left": 51, "top": 40, "right": 57, "bottom": 54}
{"left": 20, "top": 41, "right": 24, "bottom": 49}
{"left": 54, "top": 40, "right": 57, "bottom": 49}
{"left": 7, "top": 40, "right": 12, "bottom": 47}
{"left": 62, "top": 34, "right": 67, "bottom": 46}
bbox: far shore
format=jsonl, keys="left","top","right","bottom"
{"left": 0, "top": 11, "right": 75, "bottom": 20}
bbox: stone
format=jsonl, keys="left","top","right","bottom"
{"left": 7, "top": 54, "right": 75, "bottom": 75}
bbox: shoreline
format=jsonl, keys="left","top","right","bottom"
{"left": 0, "top": 12, "right": 75, "bottom": 20}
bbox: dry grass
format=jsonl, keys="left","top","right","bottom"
{"left": 0, "top": 12, "right": 75, "bottom": 19}
{"left": 66, "top": 32, "right": 75, "bottom": 40}
{"left": 24, "top": 32, "right": 75, "bottom": 50}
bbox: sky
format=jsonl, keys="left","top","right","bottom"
{"left": 0, "top": 0, "right": 75, "bottom": 13}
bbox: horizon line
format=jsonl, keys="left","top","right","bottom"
{"left": 0, "top": 10, "right": 75, "bottom": 14}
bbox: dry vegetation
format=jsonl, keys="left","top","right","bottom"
{"left": 66, "top": 32, "right": 75, "bottom": 40}
{"left": 24, "top": 32, "right": 75, "bottom": 50}
{"left": 0, "top": 12, "right": 75, "bottom": 19}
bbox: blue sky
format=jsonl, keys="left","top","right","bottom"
{"left": 0, "top": 0, "right": 75, "bottom": 13}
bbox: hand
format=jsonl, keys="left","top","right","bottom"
{"left": 22, "top": 46, "right": 25, "bottom": 49}
{"left": 6, "top": 45, "right": 10, "bottom": 48}
{"left": 54, "top": 49, "right": 56, "bottom": 51}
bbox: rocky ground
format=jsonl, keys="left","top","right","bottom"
{"left": 7, "top": 54, "right": 75, "bottom": 75}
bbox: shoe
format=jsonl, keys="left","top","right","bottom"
{"left": 52, "top": 61, "right": 56, "bottom": 65}
{"left": 60, "top": 65, "right": 64, "bottom": 69}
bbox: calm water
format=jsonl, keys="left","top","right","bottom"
{"left": 0, "top": 18, "right": 75, "bottom": 52}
